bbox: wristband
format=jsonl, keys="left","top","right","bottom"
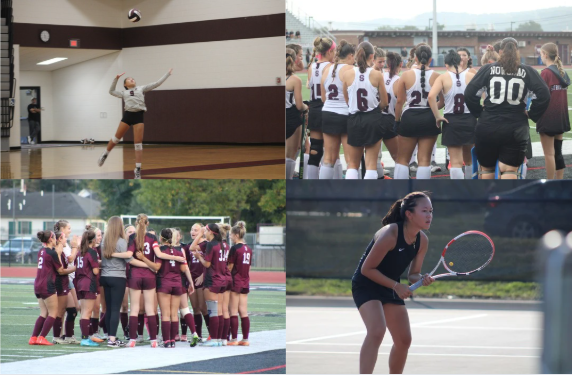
{"left": 392, "top": 281, "right": 398, "bottom": 290}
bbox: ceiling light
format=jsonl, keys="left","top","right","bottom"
{"left": 37, "top": 57, "right": 68, "bottom": 65}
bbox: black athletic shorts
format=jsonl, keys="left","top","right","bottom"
{"left": 398, "top": 108, "right": 441, "bottom": 138}
{"left": 121, "top": 111, "right": 144, "bottom": 126}
{"left": 322, "top": 110, "right": 348, "bottom": 135}
{"left": 475, "top": 119, "right": 529, "bottom": 168}
{"left": 441, "top": 113, "right": 477, "bottom": 146}
{"left": 380, "top": 114, "right": 398, "bottom": 140}
{"left": 286, "top": 107, "right": 302, "bottom": 139}
{"left": 307, "top": 100, "right": 324, "bottom": 132}
{"left": 352, "top": 284, "right": 404, "bottom": 309}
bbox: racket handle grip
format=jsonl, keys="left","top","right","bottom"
{"left": 409, "top": 279, "right": 423, "bottom": 291}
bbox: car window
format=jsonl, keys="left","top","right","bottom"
{"left": 544, "top": 182, "right": 572, "bottom": 200}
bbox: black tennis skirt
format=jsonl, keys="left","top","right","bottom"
{"left": 322, "top": 110, "right": 348, "bottom": 135}
{"left": 286, "top": 107, "right": 302, "bottom": 139}
{"left": 347, "top": 108, "right": 383, "bottom": 147}
{"left": 380, "top": 114, "right": 398, "bottom": 140}
{"left": 308, "top": 100, "right": 324, "bottom": 132}
{"left": 441, "top": 113, "right": 477, "bottom": 146}
{"left": 398, "top": 108, "right": 441, "bottom": 138}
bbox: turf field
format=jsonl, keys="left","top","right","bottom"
{"left": 0, "top": 281, "right": 285, "bottom": 365}
{"left": 295, "top": 68, "right": 572, "bottom": 151}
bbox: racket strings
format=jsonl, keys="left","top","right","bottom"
{"left": 443, "top": 234, "right": 493, "bottom": 273}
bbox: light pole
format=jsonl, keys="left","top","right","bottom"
{"left": 432, "top": 0, "right": 438, "bottom": 67}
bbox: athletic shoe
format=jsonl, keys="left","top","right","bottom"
{"left": 189, "top": 334, "right": 200, "bottom": 348}
{"left": 134, "top": 168, "right": 141, "bottom": 179}
{"left": 136, "top": 336, "right": 144, "bottom": 344}
{"left": 27, "top": 136, "right": 31, "bottom": 144}
{"left": 52, "top": 337, "right": 68, "bottom": 345}
{"left": 201, "top": 340, "right": 219, "bottom": 347}
{"left": 238, "top": 340, "right": 250, "bottom": 346}
{"left": 89, "top": 335, "right": 104, "bottom": 343}
{"left": 98, "top": 153, "right": 108, "bottom": 167}
{"left": 160, "top": 340, "right": 170, "bottom": 348}
{"left": 128, "top": 339, "right": 136, "bottom": 348}
{"left": 180, "top": 334, "right": 187, "bottom": 342}
{"left": 150, "top": 340, "right": 158, "bottom": 348}
{"left": 431, "top": 161, "right": 441, "bottom": 172}
{"left": 107, "top": 339, "right": 126, "bottom": 348}
{"left": 222, "top": 339, "right": 227, "bottom": 346}
{"left": 89, "top": 138, "right": 95, "bottom": 144}
{"left": 409, "top": 162, "right": 418, "bottom": 172}
{"left": 97, "top": 332, "right": 109, "bottom": 341}
{"left": 28, "top": 336, "right": 37, "bottom": 345}
{"left": 174, "top": 334, "right": 181, "bottom": 342}
{"left": 64, "top": 336, "right": 81, "bottom": 344}
{"left": 227, "top": 340, "right": 238, "bottom": 346}
{"left": 80, "top": 338, "right": 99, "bottom": 347}
{"left": 169, "top": 340, "right": 176, "bottom": 348}
{"left": 36, "top": 336, "right": 54, "bottom": 346}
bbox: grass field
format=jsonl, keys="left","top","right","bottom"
{"left": 286, "top": 278, "right": 540, "bottom": 300}
{"left": 0, "top": 282, "right": 285, "bottom": 364}
{"left": 296, "top": 68, "right": 572, "bottom": 153}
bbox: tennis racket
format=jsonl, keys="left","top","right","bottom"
{"left": 298, "top": 100, "right": 309, "bottom": 179}
{"left": 409, "top": 231, "right": 495, "bottom": 291}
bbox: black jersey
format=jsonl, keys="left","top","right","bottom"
{"left": 464, "top": 63, "right": 550, "bottom": 123}
{"left": 352, "top": 221, "right": 420, "bottom": 290}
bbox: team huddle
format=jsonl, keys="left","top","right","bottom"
{"left": 29, "top": 216, "right": 252, "bottom": 348}
{"left": 286, "top": 37, "right": 570, "bottom": 180}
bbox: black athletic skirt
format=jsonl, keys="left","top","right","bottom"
{"left": 286, "top": 107, "right": 302, "bottom": 139}
{"left": 352, "top": 283, "right": 405, "bottom": 309}
{"left": 441, "top": 113, "right": 477, "bottom": 146}
{"left": 121, "top": 111, "right": 144, "bottom": 126}
{"left": 347, "top": 108, "right": 384, "bottom": 147}
{"left": 475, "top": 119, "right": 529, "bottom": 168}
{"left": 307, "top": 100, "right": 324, "bottom": 132}
{"left": 398, "top": 108, "right": 441, "bottom": 138}
{"left": 380, "top": 114, "right": 398, "bottom": 140}
{"left": 322, "top": 110, "right": 348, "bottom": 135}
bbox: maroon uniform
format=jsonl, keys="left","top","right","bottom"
{"left": 55, "top": 252, "right": 69, "bottom": 296}
{"left": 34, "top": 247, "right": 62, "bottom": 299}
{"left": 127, "top": 232, "right": 160, "bottom": 290}
{"left": 203, "top": 240, "right": 226, "bottom": 293}
{"left": 221, "top": 241, "right": 233, "bottom": 291}
{"left": 156, "top": 245, "right": 186, "bottom": 295}
{"left": 228, "top": 243, "right": 252, "bottom": 294}
{"left": 536, "top": 67, "right": 571, "bottom": 135}
{"left": 178, "top": 243, "right": 190, "bottom": 295}
{"left": 188, "top": 240, "right": 206, "bottom": 289}
{"left": 75, "top": 248, "right": 99, "bottom": 300}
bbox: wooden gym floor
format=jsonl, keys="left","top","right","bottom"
{"left": 1, "top": 143, "right": 284, "bottom": 179}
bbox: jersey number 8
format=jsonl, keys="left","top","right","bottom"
{"left": 489, "top": 77, "right": 525, "bottom": 105}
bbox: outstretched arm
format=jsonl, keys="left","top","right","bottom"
{"left": 110, "top": 73, "right": 125, "bottom": 98}
{"left": 142, "top": 69, "right": 173, "bottom": 93}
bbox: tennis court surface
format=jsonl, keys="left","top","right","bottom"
{"left": 287, "top": 296, "right": 541, "bottom": 374}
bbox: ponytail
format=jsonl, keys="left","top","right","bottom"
{"left": 206, "top": 223, "right": 223, "bottom": 242}
{"left": 499, "top": 37, "right": 520, "bottom": 74}
{"left": 541, "top": 42, "right": 566, "bottom": 78}
{"left": 286, "top": 48, "right": 296, "bottom": 76}
{"left": 37, "top": 230, "right": 53, "bottom": 244}
{"left": 135, "top": 213, "right": 149, "bottom": 253}
{"left": 80, "top": 229, "right": 95, "bottom": 256}
{"left": 382, "top": 191, "right": 431, "bottom": 226}
{"left": 332, "top": 40, "right": 355, "bottom": 79}
{"left": 416, "top": 44, "right": 432, "bottom": 94}
{"left": 356, "top": 41, "right": 374, "bottom": 74}
{"left": 386, "top": 52, "right": 401, "bottom": 79}
{"left": 445, "top": 50, "right": 462, "bottom": 86}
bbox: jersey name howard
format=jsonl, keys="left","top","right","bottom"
{"left": 489, "top": 66, "right": 527, "bottom": 78}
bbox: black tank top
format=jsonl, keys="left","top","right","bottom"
{"left": 352, "top": 221, "right": 421, "bottom": 289}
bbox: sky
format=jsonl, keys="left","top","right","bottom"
{"left": 287, "top": 0, "right": 572, "bottom": 22}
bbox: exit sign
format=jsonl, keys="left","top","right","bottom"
{"left": 69, "top": 39, "right": 80, "bottom": 48}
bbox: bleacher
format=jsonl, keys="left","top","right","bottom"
{"left": 286, "top": 8, "right": 336, "bottom": 50}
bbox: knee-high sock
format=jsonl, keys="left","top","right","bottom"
{"left": 416, "top": 166, "right": 432, "bottom": 179}
{"left": 120, "top": 312, "right": 128, "bottom": 333}
{"left": 318, "top": 164, "right": 334, "bottom": 179}
{"left": 230, "top": 316, "right": 239, "bottom": 340}
{"left": 303, "top": 154, "right": 309, "bottom": 179}
{"left": 161, "top": 321, "right": 171, "bottom": 342}
{"left": 129, "top": 316, "right": 138, "bottom": 340}
{"left": 89, "top": 317, "right": 98, "bottom": 335}
{"left": 286, "top": 158, "right": 296, "bottom": 179}
{"left": 194, "top": 314, "right": 203, "bottom": 337}
{"left": 156, "top": 315, "right": 160, "bottom": 335}
{"left": 464, "top": 165, "right": 473, "bottom": 179}
{"left": 208, "top": 315, "right": 219, "bottom": 339}
{"left": 203, "top": 314, "right": 210, "bottom": 329}
{"left": 180, "top": 314, "right": 187, "bottom": 335}
{"left": 240, "top": 316, "right": 250, "bottom": 340}
{"left": 364, "top": 170, "right": 378, "bottom": 179}
{"left": 222, "top": 318, "right": 230, "bottom": 341}
{"left": 32, "top": 316, "right": 46, "bottom": 337}
{"left": 393, "top": 163, "right": 409, "bottom": 179}
{"left": 147, "top": 315, "right": 157, "bottom": 340}
{"left": 65, "top": 319, "right": 74, "bottom": 338}
{"left": 171, "top": 321, "right": 178, "bottom": 342}
{"left": 53, "top": 317, "right": 62, "bottom": 338}
{"left": 80, "top": 318, "right": 90, "bottom": 340}
{"left": 137, "top": 314, "right": 144, "bottom": 335}
{"left": 334, "top": 159, "right": 343, "bottom": 179}
{"left": 345, "top": 168, "right": 359, "bottom": 179}
{"left": 184, "top": 313, "right": 196, "bottom": 334}
{"left": 450, "top": 167, "right": 464, "bottom": 179}
{"left": 217, "top": 315, "right": 224, "bottom": 340}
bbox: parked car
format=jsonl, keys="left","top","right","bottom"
{"left": 484, "top": 180, "right": 572, "bottom": 238}
{"left": 0, "top": 237, "right": 42, "bottom": 263}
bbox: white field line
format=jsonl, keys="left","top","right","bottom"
{"left": 288, "top": 343, "right": 542, "bottom": 350}
{"left": 286, "top": 350, "right": 539, "bottom": 359}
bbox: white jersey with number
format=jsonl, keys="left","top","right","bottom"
{"left": 348, "top": 67, "right": 379, "bottom": 114}
{"left": 309, "top": 62, "right": 329, "bottom": 102}
{"left": 109, "top": 71, "right": 171, "bottom": 112}
{"left": 62, "top": 243, "right": 75, "bottom": 280}
{"left": 382, "top": 71, "right": 399, "bottom": 117}
{"left": 403, "top": 69, "right": 434, "bottom": 113}
{"left": 286, "top": 75, "right": 295, "bottom": 109}
{"left": 323, "top": 64, "right": 348, "bottom": 115}
{"left": 444, "top": 70, "right": 470, "bottom": 115}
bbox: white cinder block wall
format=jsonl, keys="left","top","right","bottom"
{"left": 13, "top": 0, "right": 122, "bottom": 27}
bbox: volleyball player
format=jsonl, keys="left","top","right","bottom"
{"left": 286, "top": 48, "right": 309, "bottom": 179}
{"left": 342, "top": 41, "right": 388, "bottom": 179}
{"left": 98, "top": 69, "right": 173, "bottom": 179}
{"left": 379, "top": 52, "right": 402, "bottom": 174}
{"left": 465, "top": 37, "right": 551, "bottom": 179}
{"left": 428, "top": 50, "right": 476, "bottom": 179}
{"left": 227, "top": 221, "right": 252, "bottom": 346}
{"left": 537, "top": 42, "right": 570, "bottom": 179}
{"left": 75, "top": 229, "right": 101, "bottom": 347}
{"left": 30, "top": 231, "right": 75, "bottom": 346}
{"left": 352, "top": 192, "right": 434, "bottom": 373}
{"left": 394, "top": 44, "right": 444, "bottom": 179}
{"left": 307, "top": 37, "right": 336, "bottom": 179}
{"left": 457, "top": 48, "right": 478, "bottom": 74}
{"left": 187, "top": 224, "right": 209, "bottom": 341}
{"left": 319, "top": 40, "right": 355, "bottom": 179}
{"left": 190, "top": 224, "right": 225, "bottom": 347}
